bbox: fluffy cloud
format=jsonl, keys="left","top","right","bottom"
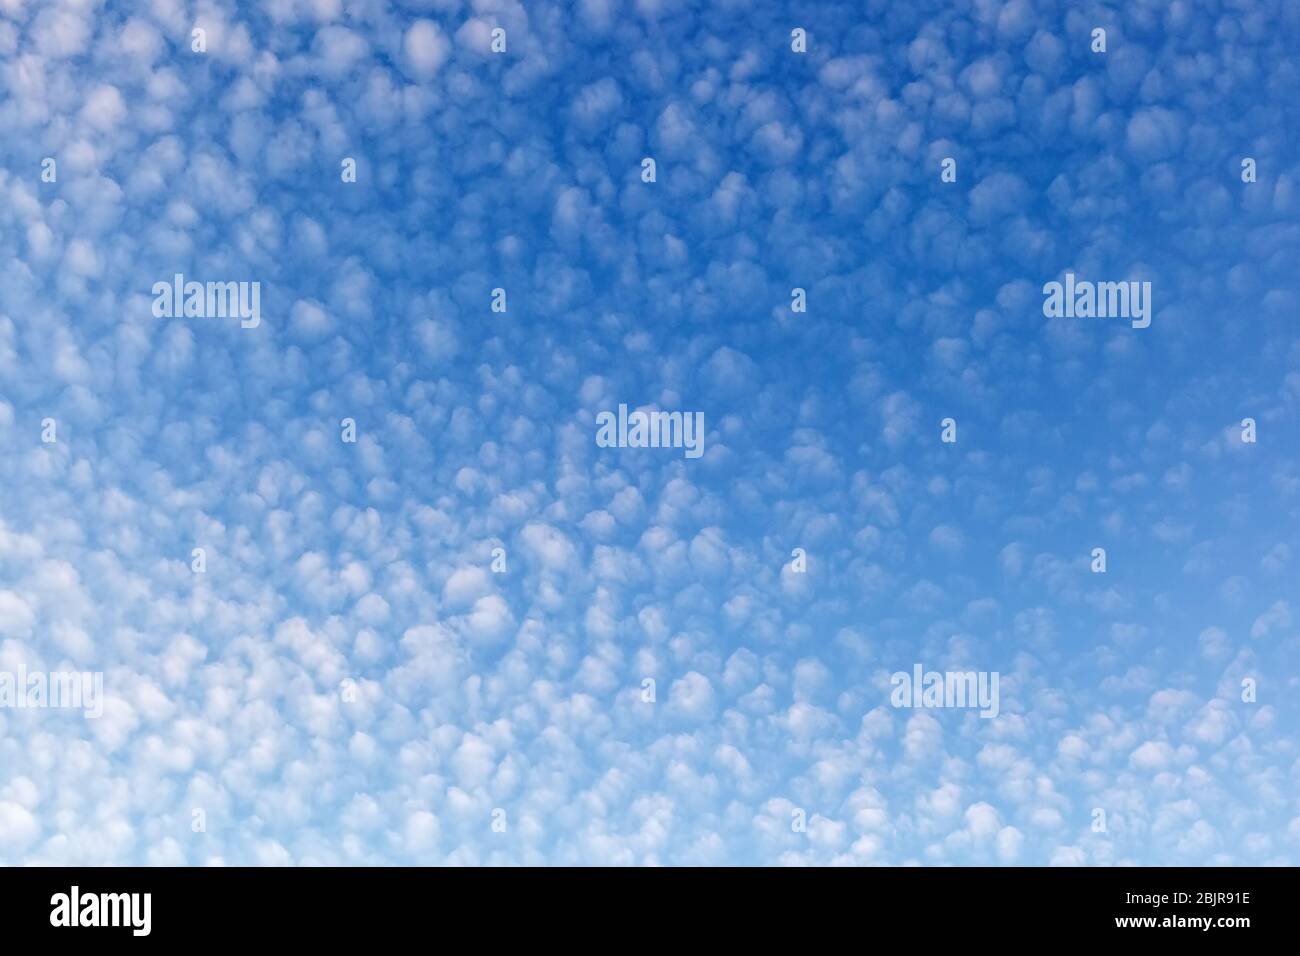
{"left": 0, "top": 0, "right": 1295, "bottom": 868}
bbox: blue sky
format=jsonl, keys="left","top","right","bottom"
{"left": 0, "top": 0, "right": 1297, "bottom": 865}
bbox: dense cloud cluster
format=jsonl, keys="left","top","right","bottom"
{"left": 0, "top": 0, "right": 1297, "bottom": 864}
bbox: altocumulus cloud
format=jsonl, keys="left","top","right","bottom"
{"left": 0, "top": 0, "right": 1295, "bottom": 866}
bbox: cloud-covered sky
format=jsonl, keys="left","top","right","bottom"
{"left": 0, "top": 0, "right": 1297, "bottom": 865}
